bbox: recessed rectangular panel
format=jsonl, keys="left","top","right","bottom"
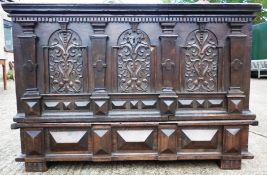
{"left": 115, "top": 128, "right": 156, "bottom": 151}
{"left": 48, "top": 129, "right": 88, "bottom": 152}
{"left": 180, "top": 128, "right": 220, "bottom": 150}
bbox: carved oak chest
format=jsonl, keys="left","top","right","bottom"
{"left": 2, "top": 3, "right": 261, "bottom": 172}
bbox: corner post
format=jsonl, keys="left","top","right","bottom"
{"left": 18, "top": 21, "right": 41, "bottom": 117}
{"left": 227, "top": 22, "right": 246, "bottom": 113}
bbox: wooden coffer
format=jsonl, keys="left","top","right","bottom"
{"left": 2, "top": 3, "right": 261, "bottom": 172}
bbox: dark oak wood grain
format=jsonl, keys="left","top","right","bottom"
{"left": 2, "top": 3, "right": 261, "bottom": 172}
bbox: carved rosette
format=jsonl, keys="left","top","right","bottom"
{"left": 48, "top": 28, "right": 84, "bottom": 93}
{"left": 117, "top": 28, "right": 151, "bottom": 92}
{"left": 184, "top": 29, "right": 218, "bottom": 92}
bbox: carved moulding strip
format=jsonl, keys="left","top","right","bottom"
{"left": 184, "top": 24, "right": 219, "bottom": 92}
{"left": 47, "top": 22, "right": 86, "bottom": 94}
{"left": 43, "top": 100, "right": 90, "bottom": 111}
{"left": 117, "top": 23, "right": 151, "bottom": 93}
{"left": 177, "top": 98, "right": 225, "bottom": 109}
{"left": 11, "top": 15, "right": 254, "bottom": 23}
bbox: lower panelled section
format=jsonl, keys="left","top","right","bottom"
{"left": 18, "top": 121, "right": 253, "bottom": 171}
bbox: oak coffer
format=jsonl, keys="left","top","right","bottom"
{"left": 2, "top": 3, "right": 261, "bottom": 172}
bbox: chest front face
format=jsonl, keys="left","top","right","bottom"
{"left": 4, "top": 3, "right": 260, "bottom": 172}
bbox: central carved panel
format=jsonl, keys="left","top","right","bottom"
{"left": 184, "top": 28, "right": 218, "bottom": 92}
{"left": 117, "top": 27, "right": 151, "bottom": 93}
{"left": 48, "top": 27, "right": 84, "bottom": 93}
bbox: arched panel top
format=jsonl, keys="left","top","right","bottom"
{"left": 117, "top": 29, "right": 151, "bottom": 46}
{"left": 185, "top": 29, "right": 218, "bottom": 47}
{"left": 48, "top": 29, "right": 82, "bottom": 47}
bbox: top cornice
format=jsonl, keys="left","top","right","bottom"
{"left": 2, "top": 3, "right": 262, "bottom": 15}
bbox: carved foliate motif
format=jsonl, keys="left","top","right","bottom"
{"left": 184, "top": 28, "right": 218, "bottom": 92}
{"left": 117, "top": 28, "right": 151, "bottom": 92}
{"left": 48, "top": 28, "right": 84, "bottom": 93}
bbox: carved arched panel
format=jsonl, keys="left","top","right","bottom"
{"left": 117, "top": 28, "right": 151, "bottom": 93}
{"left": 184, "top": 28, "right": 218, "bottom": 92}
{"left": 48, "top": 28, "right": 84, "bottom": 93}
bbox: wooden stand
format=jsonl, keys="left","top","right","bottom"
{"left": 0, "top": 59, "right": 7, "bottom": 90}
{"left": 2, "top": 3, "right": 261, "bottom": 172}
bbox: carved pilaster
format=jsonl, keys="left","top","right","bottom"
{"left": 91, "top": 35, "right": 108, "bottom": 91}
{"left": 227, "top": 22, "right": 247, "bottom": 113}
{"left": 90, "top": 22, "right": 108, "bottom": 92}
{"left": 159, "top": 22, "right": 178, "bottom": 90}
{"left": 228, "top": 23, "right": 247, "bottom": 92}
{"left": 90, "top": 22, "right": 109, "bottom": 116}
{"left": 18, "top": 21, "right": 41, "bottom": 116}
{"left": 18, "top": 21, "right": 37, "bottom": 93}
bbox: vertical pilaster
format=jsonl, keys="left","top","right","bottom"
{"left": 227, "top": 23, "right": 246, "bottom": 113}
{"left": 159, "top": 22, "right": 178, "bottom": 115}
{"left": 90, "top": 22, "right": 108, "bottom": 91}
{"left": 90, "top": 22, "right": 110, "bottom": 115}
{"left": 19, "top": 21, "right": 38, "bottom": 92}
{"left": 18, "top": 21, "right": 41, "bottom": 117}
{"left": 159, "top": 22, "right": 178, "bottom": 90}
